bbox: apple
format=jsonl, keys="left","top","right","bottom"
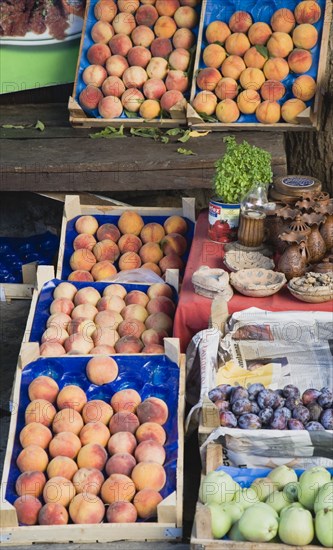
{"left": 233, "top": 487, "right": 260, "bottom": 509}
{"left": 251, "top": 477, "right": 279, "bottom": 501}
{"left": 280, "top": 502, "right": 305, "bottom": 517}
{"left": 283, "top": 481, "right": 299, "bottom": 502}
{"left": 222, "top": 501, "right": 243, "bottom": 523}
{"left": 249, "top": 502, "right": 278, "bottom": 519}
{"left": 208, "top": 504, "right": 233, "bottom": 539}
{"left": 265, "top": 490, "right": 293, "bottom": 513}
{"left": 267, "top": 465, "right": 297, "bottom": 489}
{"left": 299, "top": 467, "right": 331, "bottom": 510}
{"left": 199, "top": 470, "right": 239, "bottom": 505}
{"left": 228, "top": 520, "right": 246, "bottom": 541}
{"left": 314, "top": 482, "right": 333, "bottom": 513}
{"left": 315, "top": 507, "right": 333, "bottom": 547}
{"left": 279, "top": 507, "right": 314, "bottom": 545}
{"left": 238, "top": 504, "right": 278, "bottom": 542}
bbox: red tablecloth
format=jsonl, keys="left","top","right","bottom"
{"left": 173, "top": 210, "right": 333, "bottom": 352}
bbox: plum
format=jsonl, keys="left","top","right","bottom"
{"left": 209, "top": 384, "right": 232, "bottom": 402}
{"left": 257, "top": 389, "right": 279, "bottom": 409}
{"left": 259, "top": 407, "right": 274, "bottom": 425}
{"left": 320, "top": 409, "right": 333, "bottom": 430}
{"left": 215, "top": 399, "right": 230, "bottom": 413}
{"left": 230, "top": 387, "right": 248, "bottom": 404}
{"left": 292, "top": 405, "right": 310, "bottom": 424}
{"left": 220, "top": 411, "right": 237, "bottom": 428}
{"left": 285, "top": 396, "right": 301, "bottom": 410}
{"left": 305, "top": 421, "right": 325, "bottom": 431}
{"left": 271, "top": 409, "right": 287, "bottom": 430}
{"left": 247, "top": 383, "right": 265, "bottom": 401}
{"left": 307, "top": 402, "right": 323, "bottom": 421}
{"left": 231, "top": 399, "right": 252, "bottom": 416}
{"left": 250, "top": 402, "right": 260, "bottom": 415}
{"left": 238, "top": 414, "right": 262, "bottom": 429}
{"left": 274, "top": 393, "right": 286, "bottom": 408}
{"left": 302, "top": 388, "right": 321, "bottom": 405}
{"left": 288, "top": 419, "right": 305, "bottom": 430}
{"left": 277, "top": 407, "right": 292, "bottom": 419}
{"left": 282, "top": 384, "right": 300, "bottom": 400}
{"left": 317, "top": 389, "right": 333, "bottom": 409}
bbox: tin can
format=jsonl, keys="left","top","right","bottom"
{"left": 208, "top": 197, "right": 240, "bottom": 243}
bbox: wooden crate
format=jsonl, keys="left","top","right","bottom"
{"left": 188, "top": 0, "right": 332, "bottom": 131}
{"left": 0, "top": 263, "right": 36, "bottom": 302}
{"left": 0, "top": 339, "right": 185, "bottom": 545}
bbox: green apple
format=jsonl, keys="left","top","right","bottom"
{"left": 208, "top": 504, "right": 233, "bottom": 539}
{"left": 314, "top": 482, "right": 333, "bottom": 513}
{"left": 228, "top": 521, "right": 246, "bottom": 541}
{"left": 280, "top": 502, "right": 304, "bottom": 517}
{"left": 299, "top": 467, "right": 331, "bottom": 510}
{"left": 251, "top": 477, "right": 279, "bottom": 501}
{"left": 283, "top": 481, "right": 299, "bottom": 502}
{"left": 265, "top": 490, "right": 293, "bottom": 513}
{"left": 267, "top": 465, "right": 298, "bottom": 489}
{"left": 222, "top": 501, "right": 243, "bottom": 524}
{"left": 199, "top": 470, "right": 239, "bottom": 505}
{"left": 233, "top": 487, "right": 260, "bottom": 509}
{"left": 279, "top": 507, "right": 314, "bottom": 545}
{"left": 238, "top": 505, "right": 279, "bottom": 542}
{"left": 250, "top": 502, "right": 279, "bottom": 519}
{"left": 315, "top": 506, "right": 333, "bottom": 547}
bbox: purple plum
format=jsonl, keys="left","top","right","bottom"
{"left": 247, "top": 383, "right": 265, "bottom": 401}
{"left": 209, "top": 384, "right": 232, "bottom": 402}
{"left": 250, "top": 401, "right": 260, "bottom": 415}
{"left": 320, "top": 409, "right": 333, "bottom": 430}
{"left": 271, "top": 409, "right": 287, "bottom": 430}
{"left": 231, "top": 399, "right": 252, "bottom": 417}
{"left": 288, "top": 419, "right": 305, "bottom": 430}
{"left": 305, "top": 421, "right": 325, "bottom": 431}
{"left": 307, "top": 402, "right": 323, "bottom": 421}
{"left": 282, "top": 384, "right": 300, "bottom": 399}
{"left": 230, "top": 386, "right": 248, "bottom": 404}
{"left": 259, "top": 407, "right": 274, "bottom": 425}
{"left": 276, "top": 406, "right": 292, "bottom": 419}
{"left": 285, "top": 396, "right": 301, "bottom": 410}
{"left": 215, "top": 399, "right": 230, "bottom": 413}
{"left": 302, "top": 388, "right": 321, "bottom": 405}
{"left": 220, "top": 411, "right": 237, "bottom": 428}
{"left": 257, "top": 389, "right": 279, "bottom": 409}
{"left": 238, "top": 413, "right": 262, "bottom": 429}
{"left": 274, "top": 393, "right": 286, "bottom": 408}
{"left": 292, "top": 405, "right": 310, "bottom": 424}
{"left": 317, "top": 389, "right": 333, "bottom": 409}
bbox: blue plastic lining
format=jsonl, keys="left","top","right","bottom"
{"left": 61, "top": 214, "right": 195, "bottom": 279}
{"left": 5, "top": 354, "right": 180, "bottom": 524}
{"left": 195, "top": 0, "right": 326, "bottom": 123}
{"left": 29, "top": 278, "right": 178, "bottom": 344}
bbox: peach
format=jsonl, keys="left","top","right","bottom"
{"left": 95, "top": 310, "right": 123, "bottom": 329}
{"left": 160, "top": 90, "right": 185, "bottom": 112}
{"left": 128, "top": 46, "right": 152, "bottom": 68}
{"left": 134, "top": 440, "right": 166, "bottom": 464}
{"left": 225, "top": 32, "right": 250, "bottom": 56}
{"left": 197, "top": 67, "right": 221, "bottom": 91}
{"left": 109, "top": 33, "right": 133, "bottom": 56}
{"left": 47, "top": 312, "right": 72, "bottom": 330}
{"left": 137, "top": 397, "right": 168, "bottom": 425}
{"left": 174, "top": 5, "right": 197, "bottom": 28}
{"left": 47, "top": 457, "right": 78, "bottom": 480}
{"left": 229, "top": 11, "right": 252, "bottom": 33}
{"left": 244, "top": 46, "right": 267, "bottom": 69}
{"left": 49, "top": 432, "right": 82, "bottom": 459}
{"left": 57, "top": 385, "right": 87, "bottom": 412}
{"left": 119, "top": 251, "right": 142, "bottom": 270}
{"left": 16, "top": 471, "right": 46, "bottom": 498}
{"left": 115, "top": 335, "right": 144, "bottom": 353}
{"left": 28, "top": 376, "right": 59, "bottom": 403}
{"left": 125, "top": 290, "right": 149, "bottom": 307}
{"left": 102, "top": 76, "right": 126, "bottom": 97}
{"left": 91, "top": 326, "right": 120, "bottom": 347}
{"left": 79, "top": 421, "right": 111, "bottom": 446}
{"left": 267, "top": 32, "right": 293, "bottom": 58}
{"left": 180, "top": 0, "right": 200, "bottom": 4}
{"left": 293, "top": 23, "right": 318, "bottom": 49}
{"left": 140, "top": 222, "right": 165, "bottom": 243}
{"left": 134, "top": 489, "right": 163, "bottom": 519}
{"left": 94, "top": 0, "right": 117, "bottom": 22}
{"left": 160, "top": 252, "right": 184, "bottom": 272}
{"left": 52, "top": 408, "right": 84, "bottom": 435}
{"left": 288, "top": 48, "right": 313, "bottom": 73}
{"left": 73, "top": 233, "right": 97, "bottom": 251}
{"left": 25, "top": 399, "right": 56, "bottom": 427}
{"left": 118, "top": 0, "right": 140, "bottom": 12}
{"left": 67, "top": 317, "right": 96, "bottom": 338}
{"left": 50, "top": 297, "right": 74, "bottom": 316}
{"left": 166, "top": 69, "right": 188, "bottom": 92}
{"left": 91, "top": 345, "right": 116, "bottom": 354}
{"left": 122, "top": 303, "right": 149, "bottom": 322}
{"left": 79, "top": 85, "right": 104, "bottom": 111}
{"left": 147, "top": 283, "right": 173, "bottom": 300}
{"left": 17, "top": 445, "right": 49, "bottom": 473}
{"left": 82, "top": 399, "right": 114, "bottom": 425}
{"left": 103, "top": 283, "right": 127, "bottom": 299}
{"left": 202, "top": 44, "right": 226, "bottom": 69}
{"left": 263, "top": 57, "right": 289, "bottom": 81}
{"left": 97, "top": 294, "right": 125, "bottom": 312}
{"left": 75, "top": 216, "right": 98, "bottom": 235}
{"left": 111, "top": 389, "right": 141, "bottom": 413}
{"left": 147, "top": 296, "right": 175, "bottom": 318}
{"left": 239, "top": 67, "right": 265, "bottom": 90}
{"left": 19, "top": 423, "right": 52, "bottom": 449}
{"left": 206, "top": 21, "right": 231, "bottom": 44}
{"left": 14, "top": 495, "right": 42, "bottom": 525}
{"left": 292, "top": 74, "right": 316, "bottom": 101}
{"left": 131, "top": 462, "right": 166, "bottom": 491}
{"left": 256, "top": 100, "right": 281, "bottom": 123}
{"left": 68, "top": 271, "right": 94, "bottom": 282}
{"left": 142, "top": 328, "right": 168, "bottom": 346}
{"left": 91, "top": 20, "right": 114, "bottom": 43}
{"left": 113, "top": 12, "right": 136, "bottom": 35}
{"left": 101, "top": 473, "right": 136, "bottom": 503}
{"left": 215, "top": 78, "right": 238, "bottom": 101}
{"left": 131, "top": 25, "right": 155, "bottom": 47}
{"left": 161, "top": 232, "right": 187, "bottom": 255}
{"left": 192, "top": 91, "right": 217, "bottom": 115}
{"left": 146, "top": 57, "right": 168, "bottom": 80}
{"left": 91, "top": 261, "right": 118, "bottom": 281}
{"left": 156, "top": 0, "right": 179, "bottom": 16}
{"left": 136, "top": 422, "right": 167, "bottom": 445}
{"left": 105, "top": 452, "right": 136, "bottom": 476}
{"left": 143, "top": 344, "right": 165, "bottom": 353}
{"left": 106, "top": 501, "right": 138, "bottom": 523}
{"left": 109, "top": 411, "right": 140, "bottom": 434}
{"left": 98, "top": 96, "right": 124, "bottom": 118}
{"left": 248, "top": 22, "right": 272, "bottom": 45}
{"left": 74, "top": 287, "right": 100, "bottom": 307}
{"left": 170, "top": 48, "right": 191, "bottom": 72}
{"left": 70, "top": 249, "right": 96, "bottom": 272}
{"left": 142, "top": 263, "right": 162, "bottom": 275}
{"left": 106, "top": 54, "right": 129, "bottom": 77}
{"left": 40, "top": 342, "right": 66, "bottom": 357}
{"left": 118, "top": 210, "right": 144, "bottom": 235}
{"left": 107, "top": 431, "right": 137, "bottom": 455}
{"left": 271, "top": 8, "right": 296, "bottom": 33}
{"left": 47, "top": 322, "right": 75, "bottom": 341}
{"left": 43, "top": 477, "right": 76, "bottom": 507}
{"left": 72, "top": 468, "right": 104, "bottom": 495}
{"left": 173, "top": 27, "right": 195, "bottom": 49}
{"left": 71, "top": 303, "right": 98, "bottom": 320}
{"left": 82, "top": 64, "right": 108, "bottom": 88}
{"left": 87, "top": 43, "right": 111, "bottom": 65}
{"left": 154, "top": 15, "right": 177, "bottom": 38}
{"left": 139, "top": 99, "right": 161, "bottom": 119}
{"left": 164, "top": 215, "right": 187, "bottom": 235}
{"left": 136, "top": 4, "right": 158, "bottom": 26}
{"left": 281, "top": 98, "right": 307, "bottom": 123}
{"left": 38, "top": 502, "right": 69, "bottom": 525}
{"left": 69, "top": 493, "right": 105, "bottom": 524}
{"left": 139, "top": 242, "right": 163, "bottom": 264}
{"left": 237, "top": 89, "right": 261, "bottom": 114}
{"left": 53, "top": 282, "right": 77, "bottom": 300}
{"left": 260, "top": 80, "right": 286, "bottom": 101}
{"left": 86, "top": 356, "right": 119, "bottom": 385}
{"left": 143, "top": 79, "right": 167, "bottom": 102}
{"left": 221, "top": 55, "right": 246, "bottom": 79}
{"left": 295, "top": 1, "right": 321, "bottom": 24}
{"left": 77, "top": 443, "right": 108, "bottom": 470}
{"left": 118, "top": 319, "right": 146, "bottom": 339}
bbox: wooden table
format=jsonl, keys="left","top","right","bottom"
{"left": 0, "top": 103, "right": 287, "bottom": 191}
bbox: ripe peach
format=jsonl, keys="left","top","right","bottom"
{"left": 74, "top": 287, "right": 100, "bottom": 307}
{"left": 160, "top": 90, "right": 185, "bottom": 112}
{"left": 52, "top": 408, "right": 84, "bottom": 435}
{"left": 263, "top": 57, "right": 289, "bottom": 81}
{"left": 28, "top": 376, "right": 59, "bottom": 403}
{"left": 173, "top": 27, "right": 195, "bottom": 49}
{"left": 118, "top": 0, "right": 139, "bottom": 12}
{"left": 40, "top": 342, "right": 66, "bottom": 357}
{"left": 79, "top": 421, "right": 111, "bottom": 446}
{"left": 205, "top": 21, "right": 231, "bottom": 44}
{"left": 121, "top": 87, "right": 144, "bottom": 111}
{"left": 38, "top": 502, "right": 69, "bottom": 525}
{"left": 180, "top": 0, "right": 200, "bottom": 5}
{"left": 164, "top": 215, "right": 187, "bottom": 235}
{"left": 105, "top": 452, "right": 136, "bottom": 476}
{"left": 79, "top": 85, "right": 103, "bottom": 111}
{"left": 115, "top": 335, "right": 144, "bottom": 353}
{"left": 165, "top": 69, "right": 188, "bottom": 92}
{"left": 73, "top": 233, "right": 97, "bottom": 251}
{"left": 69, "top": 493, "right": 105, "bottom": 524}
{"left": 25, "top": 399, "right": 56, "bottom": 427}
{"left": 91, "top": 261, "right": 118, "bottom": 281}
{"left": 86, "top": 356, "right": 119, "bottom": 385}
{"left": 93, "top": 240, "right": 120, "bottom": 263}
{"left": 94, "top": 0, "right": 117, "bottom": 22}
{"left": 82, "top": 399, "right": 113, "bottom": 425}
{"left": 248, "top": 22, "right": 272, "bottom": 45}
{"left": 143, "top": 344, "right": 165, "bottom": 353}
{"left": 57, "top": 385, "right": 87, "bottom": 412}
{"left": 151, "top": 37, "right": 173, "bottom": 58}
{"left": 98, "top": 96, "right": 124, "bottom": 118}
{"left": 87, "top": 43, "right": 111, "bottom": 65}
{"left": 118, "top": 210, "right": 145, "bottom": 235}
{"left": 49, "top": 432, "right": 82, "bottom": 459}
{"left": 16, "top": 471, "right": 46, "bottom": 498}
{"left": 17, "top": 445, "right": 49, "bottom": 473}
{"left": 124, "top": 290, "right": 148, "bottom": 307}
{"left": 47, "top": 313, "right": 72, "bottom": 331}
{"left": 136, "top": 422, "right": 166, "bottom": 445}
{"left": 192, "top": 91, "right": 217, "bottom": 115}
{"left": 68, "top": 271, "right": 94, "bottom": 282}
{"left": 137, "top": 396, "right": 169, "bottom": 425}
{"left": 293, "top": 23, "right": 318, "bottom": 49}
{"left": 107, "top": 431, "right": 137, "bottom": 455}
{"left": 135, "top": 4, "right": 159, "bottom": 26}
{"left": 147, "top": 282, "right": 173, "bottom": 300}
{"left": 221, "top": 55, "right": 246, "bottom": 80}
{"left": 67, "top": 317, "right": 96, "bottom": 338}
{"left": 140, "top": 222, "right": 165, "bottom": 244}
{"left": 131, "top": 462, "right": 166, "bottom": 491}
{"left": 75, "top": 216, "right": 98, "bottom": 235}
{"left": 106, "top": 501, "right": 138, "bottom": 523}
{"left": 215, "top": 77, "right": 238, "bottom": 101}
{"left": 50, "top": 297, "right": 75, "bottom": 316}
{"left": 256, "top": 100, "right": 281, "bottom": 123}
{"left": 19, "top": 423, "right": 52, "bottom": 449}
{"left": 101, "top": 473, "right": 136, "bottom": 503}
{"left": 134, "top": 440, "right": 166, "bottom": 464}
{"left": 14, "top": 495, "right": 42, "bottom": 525}
{"left": 95, "top": 310, "right": 123, "bottom": 329}
{"left": 70, "top": 249, "right": 97, "bottom": 272}
{"left": 143, "top": 79, "right": 166, "bottom": 101}
{"left": 260, "top": 80, "right": 285, "bottom": 101}
{"left": 295, "top": 1, "right": 321, "bottom": 24}
{"left": 41, "top": 325, "right": 69, "bottom": 345}
{"left": 288, "top": 48, "right": 313, "bottom": 73}
{"left": 240, "top": 67, "right": 265, "bottom": 90}
{"left": 131, "top": 25, "right": 155, "bottom": 47}
{"left": 97, "top": 294, "right": 125, "bottom": 313}
{"left": 202, "top": 44, "right": 226, "bottom": 69}
{"left": 122, "top": 303, "right": 149, "bottom": 322}
{"left": 134, "top": 489, "right": 163, "bottom": 519}
{"left": 72, "top": 468, "right": 104, "bottom": 495}
{"left": 47, "top": 457, "right": 78, "bottom": 480}
{"left": 146, "top": 57, "right": 168, "bottom": 79}
{"left": 142, "top": 263, "right": 162, "bottom": 275}
{"left": 142, "top": 328, "right": 168, "bottom": 346}
{"left": 197, "top": 67, "right": 221, "bottom": 91}
{"left": 53, "top": 282, "right": 77, "bottom": 300}
{"left": 244, "top": 46, "right": 267, "bottom": 69}
{"left": 91, "top": 326, "right": 120, "bottom": 348}
{"left": 271, "top": 8, "right": 296, "bottom": 33}
{"left": 225, "top": 32, "right": 250, "bottom": 56}
{"left": 71, "top": 303, "right": 98, "bottom": 320}
{"left": 229, "top": 11, "right": 252, "bottom": 33}
{"left": 77, "top": 443, "right": 108, "bottom": 470}
{"left": 174, "top": 5, "right": 198, "bottom": 28}
{"left": 281, "top": 98, "right": 307, "bottom": 123}
{"left": 154, "top": 16, "right": 177, "bottom": 38}
{"left": 106, "top": 54, "right": 129, "bottom": 77}
{"left": 91, "top": 345, "right": 116, "bottom": 354}
{"left": 292, "top": 74, "right": 316, "bottom": 101}
{"left": 147, "top": 296, "right": 175, "bottom": 318}
{"left": 82, "top": 65, "right": 107, "bottom": 87}
{"left": 119, "top": 251, "right": 142, "bottom": 270}
{"left": 156, "top": 0, "right": 179, "bottom": 16}
{"left": 128, "top": 46, "right": 152, "bottom": 68}
{"left": 139, "top": 99, "right": 161, "bottom": 119}
{"left": 113, "top": 12, "right": 136, "bottom": 35}
{"left": 139, "top": 242, "right": 163, "bottom": 264}
{"left": 109, "top": 411, "right": 140, "bottom": 434}
{"left": 237, "top": 89, "right": 261, "bottom": 114}
{"left": 161, "top": 232, "right": 187, "bottom": 255}
{"left": 118, "top": 319, "right": 146, "bottom": 339}
{"left": 102, "top": 76, "right": 126, "bottom": 97}
{"left": 267, "top": 32, "right": 293, "bottom": 58}
{"left": 109, "top": 33, "right": 133, "bottom": 56}
{"left": 103, "top": 283, "right": 127, "bottom": 299}
{"left": 43, "top": 477, "right": 76, "bottom": 507}
{"left": 170, "top": 48, "right": 191, "bottom": 72}
{"left": 91, "top": 20, "right": 114, "bottom": 43}
{"left": 111, "top": 388, "right": 141, "bottom": 413}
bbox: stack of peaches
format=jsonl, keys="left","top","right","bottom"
{"left": 39, "top": 282, "right": 175, "bottom": 356}
{"left": 14, "top": 372, "right": 171, "bottom": 525}
{"left": 192, "top": 1, "right": 321, "bottom": 124}
{"left": 68, "top": 211, "right": 188, "bottom": 281}
{"left": 79, "top": 0, "right": 201, "bottom": 119}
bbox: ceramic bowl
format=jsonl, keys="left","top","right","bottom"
{"left": 224, "top": 250, "right": 275, "bottom": 272}
{"left": 230, "top": 269, "right": 286, "bottom": 297}
{"left": 288, "top": 287, "right": 333, "bottom": 303}
{"left": 288, "top": 272, "right": 333, "bottom": 303}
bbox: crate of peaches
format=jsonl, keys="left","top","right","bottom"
{"left": 0, "top": 348, "right": 184, "bottom": 544}
{"left": 188, "top": 0, "right": 331, "bottom": 130}
{"left": 69, "top": 0, "right": 202, "bottom": 127}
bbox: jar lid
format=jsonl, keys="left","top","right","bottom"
{"left": 274, "top": 175, "right": 322, "bottom": 197}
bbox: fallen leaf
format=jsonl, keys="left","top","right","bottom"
{"left": 177, "top": 147, "right": 197, "bottom": 156}
{"left": 35, "top": 120, "right": 45, "bottom": 131}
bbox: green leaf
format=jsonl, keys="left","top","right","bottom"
{"left": 89, "top": 125, "right": 125, "bottom": 139}
{"left": 177, "top": 147, "right": 197, "bottom": 156}
{"left": 160, "top": 136, "right": 169, "bottom": 144}
{"left": 2, "top": 124, "right": 26, "bottom": 129}
{"left": 214, "top": 41, "right": 225, "bottom": 47}
{"left": 198, "top": 112, "right": 218, "bottom": 123}
{"left": 165, "top": 128, "right": 184, "bottom": 136}
{"left": 255, "top": 45, "right": 269, "bottom": 58}
{"left": 130, "top": 127, "right": 160, "bottom": 140}
{"left": 124, "top": 109, "right": 139, "bottom": 118}
{"left": 35, "top": 120, "right": 45, "bottom": 131}
{"left": 178, "top": 130, "right": 191, "bottom": 143}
